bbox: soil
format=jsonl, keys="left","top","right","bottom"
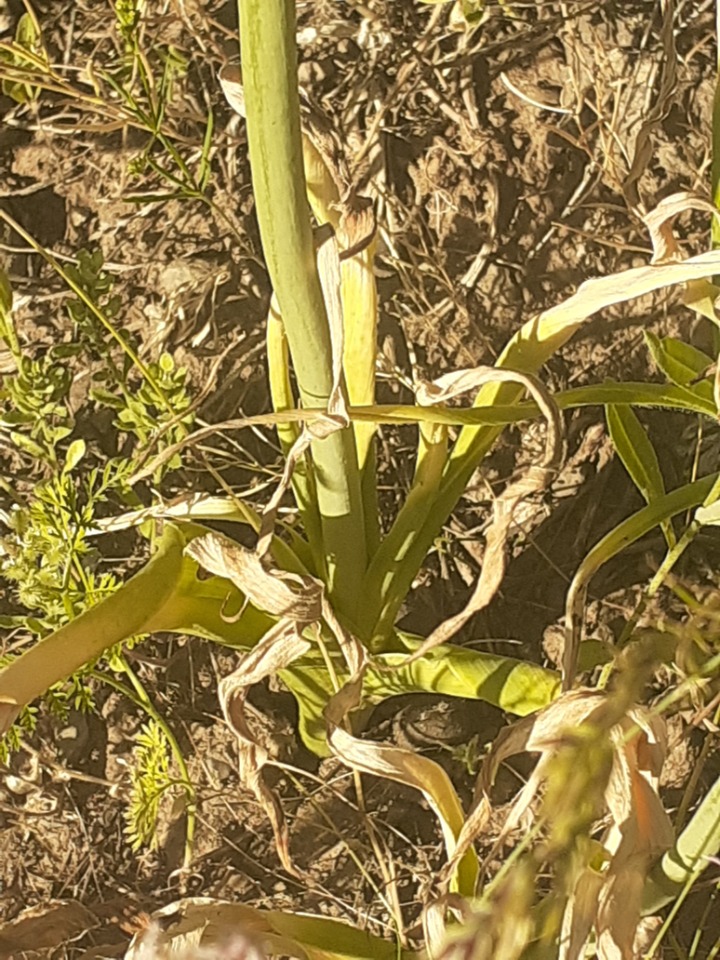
{"left": 1, "top": 1, "right": 720, "bottom": 958}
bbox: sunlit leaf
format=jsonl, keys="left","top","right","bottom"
{"left": 1, "top": 12, "right": 46, "bottom": 103}
{"left": 644, "top": 331, "right": 714, "bottom": 393}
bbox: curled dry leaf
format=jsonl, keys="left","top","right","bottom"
{"left": 187, "top": 532, "right": 324, "bottom": 875}
{"left": 592, "top": 711, "right": 672, "bottom": 960}
{"left": 427, "top": 864, "right": 535, "bottom": 960}
{"left": 509, "top": 247, "right": 720, "bottom": 378}
{"left": 423, "top": 894, "right": 472, "bottom": 958}
{"left": 218, "top": 621, "right": 311, "bottom": 877}
{"left": 397, "top": 365, "right": 563, "bottom": 666}
{"left": 315, "top": 364, "right": 565, "bottom": 896}
{"left": 643, "top": 191, "right": 720, "bottom": 335}
{"left": 124, "top": 899, "right": 267, "bottom": 960}
{"left": 324, "top": 668, "right": 479, "bottom": 895}
{"left": 219, "top": 66, "right": 376, "bottom": 260}
{"left": 559, "top": 196, "right": 720, "bottom": 688}
{"left": 187, "top": 531, "right": 366, "bottom": 876}
{"left": 185, "top": 534, "right": 322, "bottom": 621}
{"left": 643, "top": 192, "right": 719, "bottom": 264}
{"left": 187, "top": 532, "right": 365, "bottom": 678}
{"left": 124, "top": 896, "right": 413, "bottom": 960}
{"left": 229, "top": 572, "right": 481, "bottom": 896}
{"left": 451, "top": 689, "right": 672, "bottom": 960}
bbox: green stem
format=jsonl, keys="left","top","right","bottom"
{"left": 643, "top": 693, "right": 720, "bottom": 916}
{"left": 267, "top": 304, "right": 324, "bottom": 573}
{"left": 237, "top": 0, "right": 366, "bottom": 616}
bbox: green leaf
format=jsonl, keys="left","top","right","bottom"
{"left": 90, "top": 387, "right": 124, "bottom": 407}
{"left": 644, "top": 331, "right": 714, "bottom": 390}
{"left": 125, "top": 719, "right": 173, "bottom": 851}
{"left": 10, "top": 431, "right": 50, "bottom": 461}
{"left": 361, "top": 249, "right": 720, "bottom": 649}
{"left": 372, "top": 635, "right": 560, "bottom": 714}
{"left": 123, "top": 192, "right": 190, "bottom": 204}
{"left": 606, "top": 404, "right": 675, "bottom": 547}
{"left": 694, "top": 499, "right": 720, "bottom": 525}
{"left": 0, "top": 525, "right": 184, "bottom": 736}
{"left": 63, "top": 439, "right": 86, "bottom": 475}
{"left": 563, "top": 474, "right": 719, "bottom": 681}
{"left": 52, "top": 343, "right": 84, "bottom": 359}
{"left": 1, "top": 12, "right": 46, "bottom": 104}
{"left": 159, "top": 352, "right": 174, "bottom": 373}
{"left": 47, "top": 424, "right": 73, "bottom": 445}
{"left": 0, "top": 267, "right": 12, "bottom": 320}
{"left": 643, "top": 760, "right": 720, "bottom": 913}
{"left": 606, "top": 405, "right": 663, "bottom": 501}
{"left": 197, "top": 106, "right": 214, "bottom": 192}
{"left": 1, "top": 411, "right": 36, "bottom": 426}
{"left": 458, "top": 0, "right": 488, "bottom": 22}
{"left": 283, "top": 640, "right": 560, "bottom": 756}
{"left": 0, "top": 520, "right": 280, "bottom": 739}
{"left": 0, "top": 267, "right": 18, "bottom": 357}
{"left": 125, "top": 898, "right": 419, "bottom": 960}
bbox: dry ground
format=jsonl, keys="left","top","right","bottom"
{"left": 1, "top": 1, "right": 719, "bottom": 957}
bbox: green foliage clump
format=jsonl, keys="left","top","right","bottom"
{"left": 0, "top": 253, "right": 194, "bottom": 760}
{"left": 0, "top": 458, "right": 130, "bottom": 634}
{"left": 125, "top": 719, "right": 176, "bottom": 851}
{"left": 0, "top": 11, "right": 46, "bottom": 104}
{"left": 0, "top": 353, "right": 73, "bottom": 464}
{"left": 1, "top": 251, "right": 192, "bottom": 626}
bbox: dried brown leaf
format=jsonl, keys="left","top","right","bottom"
{"left": 0, "top": 900, "right": 98, "bottom": 958}
{"left": 189, "top": 531, "right": 368, "bottom": 875}
{"left": 591, "top": 714, "right": 673, "bottom": 959}
{"left": 124, "top": 899, "right": 269, "bottom": 960}
{"left": 442, "top": 693, "right": 606, "bottom": 886}
{"left": 623, "top": 0, "right": 677, "bottom": 211}
{"left": 324, "top": 668, "right": 477, "bottom": 893}
{"left": 185, "top": 532, "right": 323, "bottom": 621}
{"left": 524, "top": 249, "right": 720, "bottom": 360}
{"left": 468, "top": 691, "right": 673, "bottom": 960}
{"left": 560, "top": 862, "right": 605, "bottom": 960}
{"left": 429, "top": 864, "right": 535, "bottom": 960}
{"left": 397, "top": 366, "right": 563, "bottom": 664}
{"left": 643, "top": 192, "right": 719, "bottom": 263}
{"left": 218, "top": 620, "right": 311, "bottom": 877}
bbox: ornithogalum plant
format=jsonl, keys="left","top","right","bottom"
{"left": 2, "top": 2, "right": 720, "bottom": 954}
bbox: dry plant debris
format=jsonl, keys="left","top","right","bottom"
{"left": 0, "top": 2, "right": 719, "bottom": 959}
